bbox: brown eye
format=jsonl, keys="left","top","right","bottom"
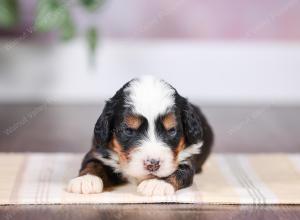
{"left": 167, "top": 127, "right": 177, "bottom": 136}
{"left": 124, "top": 127, "right": 136, "bottom": 136}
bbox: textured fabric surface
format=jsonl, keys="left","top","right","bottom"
{"left": 0, "top": 153, "right": 299, "bottom": 205}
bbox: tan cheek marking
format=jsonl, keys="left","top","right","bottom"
{"left": 163, "top": 113, "right": 177, "bottom": 130}
{"left": 110, "top": 136, "right": 128, "bottom": 164}
{"left": 174, "top": 137, "right": 185, "bottom": 160}
{"left": 125, "top": 115, "right": 142, "bottom": 129}
{"left": 110, "top": 135, "right": 139, "bottom": 166}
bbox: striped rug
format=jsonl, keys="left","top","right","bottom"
{"left": 0, "top": 153, "right": 299, "bottom": 205}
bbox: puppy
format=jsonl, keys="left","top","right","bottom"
{"left": 67, "top": 76, "right": 213, "bottom": 196}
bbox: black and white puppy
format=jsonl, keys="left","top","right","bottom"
{"left": 67, "top": 76, "right": 213, "bottom": 196}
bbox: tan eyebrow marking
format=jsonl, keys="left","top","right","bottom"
{"left": 124, "top": 115, "right": 142, "bottom": 129}
{"left": 162, "top": 113, "right": 177, "bottom": 130}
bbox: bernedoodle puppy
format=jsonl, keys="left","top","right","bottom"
{"left": 67, "top": 76, "right": 213, "bottom": 196}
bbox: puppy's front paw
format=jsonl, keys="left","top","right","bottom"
{"left": 137, "top": 179, "right": 175, "bottom": 196}
{"left": 67, "top": 174, "right": 103, "bottom": 194}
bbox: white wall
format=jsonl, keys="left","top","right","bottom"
{"left": 1, "top": 39, "right": 300, "bottom": 104}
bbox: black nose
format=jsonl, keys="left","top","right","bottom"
{"left": 144, "top": 159, "right": 160, "bottom": 172}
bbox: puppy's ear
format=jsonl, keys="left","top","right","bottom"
{"left": 94, "top": 100, "right": 116, "bottom": 146}
{"left": 181, "top": 100, "right": 203, "bottom": 145}
{"left": 94, "top": 81, "right": 131, "bottom": 147}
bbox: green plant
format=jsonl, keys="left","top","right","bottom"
{"left": 0, "top": 0, "right": 104, "bottom": 55}
{"left": 0, "top": 0, "right": 18, "bottom": 27}
{"left": 35, "top": 0, "right": 75, "bottom": 40}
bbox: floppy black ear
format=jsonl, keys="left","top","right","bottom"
{"left": 94, "top": 100, "right": 116, "bottom": 146}
{"left": 181, "top": 100, "right": 204, "bottom": 145}
{"left": 94, "top": 81, "right": 132, "bottom": 147}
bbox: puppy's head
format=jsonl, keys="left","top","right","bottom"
{"left": 94, "top": 76, "right": 204, "bottom": 181}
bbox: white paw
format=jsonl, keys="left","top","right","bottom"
{"left": 137, "top": 179, "right": 175, "bottom": 196}
{"left": 67, "top": 174, "right": 103, "bottom": 194}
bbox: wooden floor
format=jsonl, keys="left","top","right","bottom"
{"left": 0, "top": 104, "right": 299, "bottom": 220}
{"left": 0, "top": 204, "right": 300, "bottom": 220}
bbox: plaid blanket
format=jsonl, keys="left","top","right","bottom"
{"left": 1, "top": 153, "right": 299, "bottom": 205}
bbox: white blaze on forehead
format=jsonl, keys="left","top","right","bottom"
{"left": 125, "top": 75, "right": 175, "bottom": 119}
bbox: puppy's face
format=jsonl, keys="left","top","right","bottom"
{"left": 112, "top": 110, "right": 184, "bottom": 180}
{"left": 94, "top": 76, "right": 203, "bottom": 181}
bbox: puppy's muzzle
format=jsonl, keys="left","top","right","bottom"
{"left": 144, "top": 159, "right": 160, "bottom": 172}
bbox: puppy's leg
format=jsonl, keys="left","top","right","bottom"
{"left": 67, "top": 160, "right": 105, "bottom": 194}
{"left": 137, "top": 164, "right": 194, "bottom": 196}
{"left": 67, "top": 151, "right": 124, "bottom": 194}
{"left": 164, "top": 164, "right": 194, "bottom": 190}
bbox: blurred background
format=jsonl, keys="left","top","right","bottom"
{"left": 0, "top": 0, "right": 300, "bottom": 153}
